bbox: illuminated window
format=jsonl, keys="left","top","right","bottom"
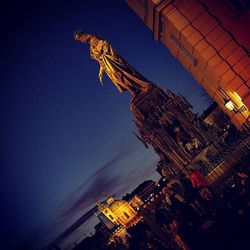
{"left": 124, "top": 212, "right": 130, "bottom": 219}
{"left": 171, "top": 34, "right": 198, "bottom": 66}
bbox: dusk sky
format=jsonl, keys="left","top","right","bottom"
{"left": 1, "top": 0, "right": 212, "bottom": 249}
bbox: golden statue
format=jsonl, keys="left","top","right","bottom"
{"left": 74, "top": 30, "right": 152, "bottom": 95}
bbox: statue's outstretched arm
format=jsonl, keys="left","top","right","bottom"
{"left": 74, "top": 30, "right": 151, "bottom": 96}
{"left": 98, "top": 65, "right": 104, "bottom": 85}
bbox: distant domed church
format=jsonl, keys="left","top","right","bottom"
{"left": 96, "top": 194, "right": 141, "bottom": 228}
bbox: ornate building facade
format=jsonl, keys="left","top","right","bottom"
{"left": 125, "top": 0, "right": 250, "bottom": 130}
{"left": 96, "top": 194, "right": 143, "bottom": 245}
{"left": 96, "top": 194, "right": 141, "bottom": 228}
{"left": 132, "top": 84, "right": 213, "bottom": 173}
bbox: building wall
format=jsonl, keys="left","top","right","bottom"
{"left": 97, "top": 212, "right": 116, "bottom": 230}
{"left": 125, "top": 0, "right": 250, "bottom": 129}
{"left": 111, "top": 202, "right": 137, "bottom": 227}
{"left": 97, "top": 202, "right": 120, "bottom": 226}
{"left": 129, "top": 195, "right": 143, "bottom": 209}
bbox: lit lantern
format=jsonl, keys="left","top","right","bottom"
{"left": 224, "top": 99, "right": 235, "bottom": 111}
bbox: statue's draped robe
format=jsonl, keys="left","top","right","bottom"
{"left": 88, "top": 36, "right": 152, "bottom": 94}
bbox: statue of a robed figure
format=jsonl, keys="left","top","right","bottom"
{"left": 74, "top": 30, "right": 212, "bottom": 172}
{"left": 74, "top": 30, "right": 152, "bottom": 96}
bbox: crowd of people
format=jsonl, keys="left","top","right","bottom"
{"left": 125, "top": 164, "right": 250, "bottom": 250}
{"left": 75, "top": 162, "right": 250, "bottom": 250}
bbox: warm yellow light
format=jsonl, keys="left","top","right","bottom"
{"left": 239, "top": 105, "right": 247, "bottom": 113}
{"left": 233, "top": 92, "right": 242, "bottom": 102}
{"left": 224, "top": 99, "right": 235, "bottom": 111}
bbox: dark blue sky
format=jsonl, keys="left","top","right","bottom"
{"left": 1, "top": 0, "right": 211, "bottom": 249}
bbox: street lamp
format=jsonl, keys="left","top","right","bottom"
{"left": 224, "top": 98, "right": 235, "bottom": 111}
{"left": 224, "top": 98, "right": 247, "bottom": 113}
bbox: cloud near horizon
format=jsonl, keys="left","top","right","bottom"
{"left": 59, "top": 146, "right": 158, "bottom": 220}
{"left": 60, "top": 146, "right": 139, "bottom": 219}
{"left": 30, "top": 144, "right": 158, "bottom": 249}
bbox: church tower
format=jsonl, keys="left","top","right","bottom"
{"left": 96, "top": 200, "right": 119, "bottom": 226}
{"left": 104, "top": 193, "right": 115, "bottom": 205}
{"left": 96, "top": 194, "right": 141, "bottom": 228}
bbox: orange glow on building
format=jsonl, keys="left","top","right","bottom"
{"left": 129, "top": 195, "right": 144, "bottom": 210}
{"left": 125, "top": 0, "right": 250, "bottom": 129}
{"left": 96, "top": 194, "right": 142, "bottom": 228}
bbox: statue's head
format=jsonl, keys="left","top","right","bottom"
{"left": 74, "top": 29, "right": 92, "bottom": 43}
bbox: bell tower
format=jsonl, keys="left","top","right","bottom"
{"left": 96, "top": 200, "right": 119, "bottom": 226}
{"left": 104, "top": 193, "right": 115, "bottom": 205}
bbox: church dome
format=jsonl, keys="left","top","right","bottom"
{"left": 109, "top": 199, "right": 128, "bottom": 212}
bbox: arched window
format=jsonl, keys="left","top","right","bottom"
{"left": 124, "top": 212, "right": 130, "bottom": 219}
